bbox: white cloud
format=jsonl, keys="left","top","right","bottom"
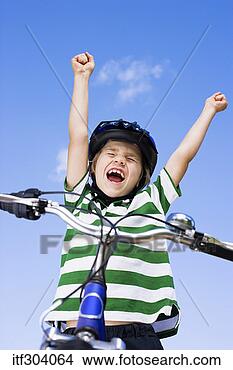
{"left": 95, "top": 57, "right": 164, "bottom": 103}
{"left": 118, "top": 81, "right": 151, "bottom": 103}
{"left": 96, "top": 60, "right": 120, "bottom": 84}
{"left": 49, "top": 148, "right": 67, "bottom": 183}
{"left": 151, "top": 64, "right": 163, "bottom": 79}
{"left": 117, "top": 61, "right": 148, "bottom": 82}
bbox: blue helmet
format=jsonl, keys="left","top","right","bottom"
{"left": 89, "top": 119, "right": 158, "bottom": 190}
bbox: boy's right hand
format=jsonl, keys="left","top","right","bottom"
{"left": 71, "top": 52, "right": 95, "bottom": 78}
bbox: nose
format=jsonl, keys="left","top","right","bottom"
{"left": 114, "top": 155, "right": 125, "bottom": 166}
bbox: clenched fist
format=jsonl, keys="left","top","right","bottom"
{"left": 71, "top": 52, "right": 95, "bottom": 77}
{"left": 205, "top": 92, "right": 228, "bottom": 113}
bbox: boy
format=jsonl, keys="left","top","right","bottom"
{"left": 46, "top": 52, "right": 228, "bottom": 349}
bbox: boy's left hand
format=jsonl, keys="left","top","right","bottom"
{"left": 205, "top": 92, "right": 228, "bottom": 113}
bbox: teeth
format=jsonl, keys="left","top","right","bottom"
{"left": 108, "top": 169, "right": 125, "bottom": 179}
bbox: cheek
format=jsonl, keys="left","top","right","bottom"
{"left": 130, "top": 164, "right": 142, "bottom": 179}
{"left": 95, "top": 157, "right": 107, "bottom": 176}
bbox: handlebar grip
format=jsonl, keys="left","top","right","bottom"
{"left": 0, "top": 188, "right": 42, "bottom": 220}
{"left": 197, "top": 241, "right": 233, "bottom": 262}
{"left": 0, "top": 201, "right": 41, "bottom": 220}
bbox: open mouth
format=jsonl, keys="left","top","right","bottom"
{"left": 106, "top": 168, "right": 125, "bottom": 183}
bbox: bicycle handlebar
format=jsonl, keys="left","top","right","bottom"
{"left": 0, "top": 192, "right": 233, "bottom": 261}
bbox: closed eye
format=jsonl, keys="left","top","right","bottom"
{"left": 127, "top": 157, "right": 136, "bottom": 162}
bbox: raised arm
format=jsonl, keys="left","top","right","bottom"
{"left": 66, "top": 52, "right": 95, "bottom": 190}
{"left": 165, "top": 92, "right": 228, "bottom": 186}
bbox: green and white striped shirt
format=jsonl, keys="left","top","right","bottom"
{"left": 47, "top": 167, "right": 181, "bottom": 337}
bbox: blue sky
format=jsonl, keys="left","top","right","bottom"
{"left": 0, "top": 0, "right": 232, "bottom": 350}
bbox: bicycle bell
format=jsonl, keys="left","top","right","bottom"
{"left": 166, "top": 213, "right": 195, "bottom": 231}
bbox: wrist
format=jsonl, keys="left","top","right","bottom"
{"left": 74, "top": 73, "right": 90, "bottom": 83}
{"left": 202, "top": 104, "right": 216, "bottom": 117}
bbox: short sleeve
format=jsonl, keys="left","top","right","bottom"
{"left": 150, "top": 167, "right": 182, "bottom": 214}
{"left": 64, "top": 170, "right": 89, "bottom": 208}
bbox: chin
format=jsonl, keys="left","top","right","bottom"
{"left": 104, "top": 190, "right": 125, "bottom": 198}
{"left": 97, "top": 180, "right": 131, "bottom": 198}
{"left": 100, "top": 185, "right": 126, "bottom": 198}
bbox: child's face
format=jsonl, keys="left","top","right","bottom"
{"left": 93, "top": 140, "right": 143, "bottom": 198}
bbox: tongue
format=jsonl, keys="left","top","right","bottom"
{"left": 108, "top": 175, "right": 122, "bottom": 183}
